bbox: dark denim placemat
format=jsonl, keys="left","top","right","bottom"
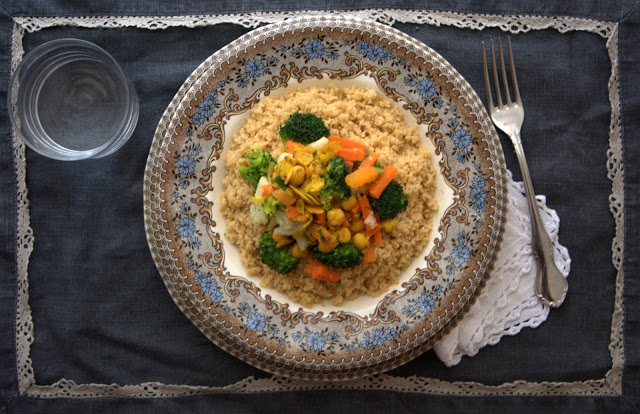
{"left": 1, "top": 1, "right": 638, "bottom": 412}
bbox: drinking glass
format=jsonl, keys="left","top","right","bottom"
{"left": 8, "top": 38, "right": 139, "bottom": 160}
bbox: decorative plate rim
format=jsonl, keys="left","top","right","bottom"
{"left": 144, "top": 15, "right": 507, "bottom": 380}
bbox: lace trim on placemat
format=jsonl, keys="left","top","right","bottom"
{"left": 11, "top": 9, "right": 623, "bottom": 397}
{"left": 25, "top": 373, "right": 611, "bottom": 398}
{"left": 604, "top": 24, "right": 624, "bottom": 395}
{"left": 10, "top": 22, "right": 37, "bottom": 396}
{"left": 14, "top": 10, "right": 614, "bottom": 38}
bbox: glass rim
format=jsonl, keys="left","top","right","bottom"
{"left": 8, "top": 38, "right": 139, "bottom": 161}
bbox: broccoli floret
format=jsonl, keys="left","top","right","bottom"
{"left": 279, "top": 112, "right": 330, "bottom": 145}
{"left": 313, "top": 242, "right": 363, "bottom": 269}
{"left": 369, "top": 182, "right": 408, "bottom": 220}
{"left": 238, "top": 149, "right": 274, "bottom": 188}
{"left": 258, "top": 232, "right": 298, "bottom": 274}
{"left": 319, "top": 156, "right": 351, "bottom": 207}
{"left": 261, "top": 196, "right": 284, "bottom": 218}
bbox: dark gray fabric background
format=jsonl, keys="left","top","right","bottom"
{"left": 1, "top": 1, "right": 638, "bottom": 412}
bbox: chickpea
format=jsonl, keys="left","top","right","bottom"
{"left": 318, "top": 240, "right": 339, "bottom": 253}
{"left": 340, "top": 195, "right": 357, "bottom": 211}
{"left": 271, "top": 233, "right": 289, "bottom": 244}
{"left": 380, "top": 218, "right": 399, "bottom": 233}
{"left": 313, "top": 161, "right": 326, "bottom": 176}
{"left": 290, "top": 243, "right": 309, "bottom": 258}
{"left": 350, "top": 219, "right": 365, "bottom": 233}
{"left": 337, "top": 227, "right": 351, "bottom": 244}
{"left": 276, "top": 239, "right": 294, "bottom": 248}
{"left": 288, "top": 165, "right": 306, "bottom": 186}
{"left": 352, "top": 232, "right": 369, "bottom": 251}
{"left": 327, "top": 208, "right": 346, "bottom": 227}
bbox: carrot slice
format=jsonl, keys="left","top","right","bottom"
{"left": 357, "top": 195, "right": 374, "bottom": 225}
{"left": 362, "top": 243, "right": 376, "bottom": 263}
{"left": 286, "top": 205, "right": 301, "bottom": 220}
{"left": 365, "top": 224, "right": 380, "bottom": 238}
{"left": 345, "top": 166, "right": 378, "bottom": 188}
{"left": 373, "top": 227, "right": 382, "bottom": 246}
{"left": 285, "top": 140, "right": 298, "bottom": 153}
{"left": 305, "top": 259, "right": 341, "bottom": 282}
{"left": 357, "top": 195, "right": 372, "bottom": 218}
{"left": 359, "top": 152, "right": 380, "bottom": 169}
{"left": 272, "top": 189, "right": 297, "bottom": 206}
{"left": 313, "top": 212, "right": 326, "bottom": 226}
{"left": 368, "top": 165, "right": 398, "bottom": 199}
{"left": 328, "top": 135, "right": 367, "bottom": 150}
{"left": 345, "top": 160, "right": 354, "bottom": 172}
{"left": 261, "top": 183, "right": 276, "bottom": 197}
{"left": 336, "top": 147, "right": 365, "bottom": 162}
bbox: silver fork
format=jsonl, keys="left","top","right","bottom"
{"left": 482, "top": 38, "right": 568, "bottom": 308}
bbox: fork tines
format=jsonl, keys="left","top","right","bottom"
{"left": 481, "top": 37, "right": 522, "bottom": 110}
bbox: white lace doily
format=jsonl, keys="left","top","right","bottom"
{"left": 434, "top": 171, "right": 571, "bottom": 366}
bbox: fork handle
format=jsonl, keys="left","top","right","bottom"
{"left": 510, "top": 131, "right": 568, "bottom": 308}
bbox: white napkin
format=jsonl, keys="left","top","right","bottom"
{"left": 433, "top": 172, "right": 571, "bottom": 367}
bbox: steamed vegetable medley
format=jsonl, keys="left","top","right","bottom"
{"left": 238, "top": 112, "right": 408, "bottom": 282}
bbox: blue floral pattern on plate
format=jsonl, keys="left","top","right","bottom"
{"left": 144, "top": 16, "right": 507, "bottom": 380}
